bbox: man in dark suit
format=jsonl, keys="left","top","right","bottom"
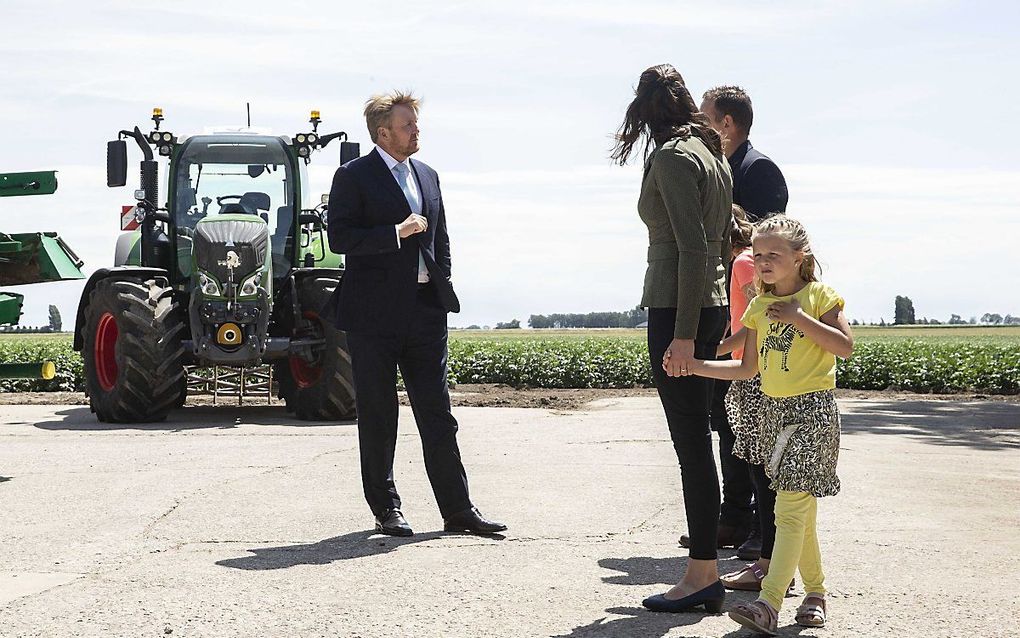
{"left": 687, "top": 86, "right": 789, "bottom": 561}
{"left": 326, "top": 91, "right": 505, "bottom": 537}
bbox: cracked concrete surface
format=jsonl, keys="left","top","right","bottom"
{"left": 0, "top": 398, "right": 1017, "bottom": 637}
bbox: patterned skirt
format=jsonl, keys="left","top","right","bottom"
{"left": 724, "top": 375, "right": 768, "bottom": 464}
{"left": 757, "top": 390, "right": 841, "bottom": 498}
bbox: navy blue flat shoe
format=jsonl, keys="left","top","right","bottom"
{"left": 642, "top": 581, "right": 726, "bottom": 613}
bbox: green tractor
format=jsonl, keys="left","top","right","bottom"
{"left": 72, "top": 108, "right": 361, "bottom": 422}
{"left": 1, "top": 170, "right": 85, "bottom": 380}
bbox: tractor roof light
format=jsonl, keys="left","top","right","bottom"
{"left": 152, "top": 107, "right": 164, "bottom": 130}
{"left": 296, "top": 133, "right": 306, "bottom": 144}
{"left": 310, "top": 109, "right": 321, "bottom": 132}
{"left": 297, "top": 145, "right": 310, "bottom": 158}
{"left": 307, "top": 133, "right": 318, "bottom": 145}
{"left": 159, "top": 145, "right": 172, "bottom": 157}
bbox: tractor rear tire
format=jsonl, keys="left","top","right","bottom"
{"left": 274, "top": 275, "right": 356, "bottom": 421}
{"left": 82, "top": 277, "right": 187, "bottom": 422}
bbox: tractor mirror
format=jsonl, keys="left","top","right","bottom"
{"left": 339, "top": 141, "right": 360, "bottom": 165}
{"left": 107, "top": 140, "right": 128, "bottom": 187}
{"left": 247, "top": 164, "right": 265, "bottom": 178}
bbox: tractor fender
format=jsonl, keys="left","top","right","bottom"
{"left": 289, "top": 266, "right": 343, "bottom": 285}
{"left": 283, "top": 267, "right": 344, "bottom": 330}
{"left": 72, "top": 266, "right": 170, "bottom": 351}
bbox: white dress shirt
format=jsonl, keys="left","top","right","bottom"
{"left": 376, "top": 145, "right": 430, "bottom": 283}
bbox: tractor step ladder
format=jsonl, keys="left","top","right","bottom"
{"left": 185, "top": 365, "right": 274, "bottom": 405}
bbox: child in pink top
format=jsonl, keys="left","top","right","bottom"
{"left": 717, "top": 206, "right": 779, "bottom": 595}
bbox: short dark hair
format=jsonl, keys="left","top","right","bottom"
{"left": 703, "top": 85, "right": 753, "bottom": 134}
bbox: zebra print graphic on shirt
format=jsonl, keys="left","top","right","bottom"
{"left": 759, "top": 322, "right": 805, "bottom": 372}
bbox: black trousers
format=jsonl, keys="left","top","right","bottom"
{"left": 711, "top": 377, "right": 755, "bottom": 529}
{"left": 750, "top": 462, "right": 778, "bottom": 559}
{"left": 648, "top": 305, "right": 727, "bottom": 560}
{"left": 345, "top": 284, "right": 471, "bottom": 519}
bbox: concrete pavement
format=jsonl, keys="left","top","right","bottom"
{"left": 0, "top": 397, "right": 1017, "bottom": 637}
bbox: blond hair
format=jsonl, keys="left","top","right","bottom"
{"left": 364, "top": 91, "right": 421, "bottom": 143}
{"left": 752, "top": 214, "right": 821, "bottom": 295}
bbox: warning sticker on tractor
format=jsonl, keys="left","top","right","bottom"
{"left": 121, "top": 205, "right": 140, "bottom": 231}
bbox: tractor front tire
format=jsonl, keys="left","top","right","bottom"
{"left": 274, "top": 275, "right": 356, "bottom": 421}
{"left": 82, "top": 277, "right": 187, "bottom": 423}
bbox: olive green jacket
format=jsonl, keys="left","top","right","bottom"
{"left": 638, "top": 135, "right": 732, "bottom": 339}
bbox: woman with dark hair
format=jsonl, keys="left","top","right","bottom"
{"left": 612, "top": 63, "right": 733, "bottom": 613}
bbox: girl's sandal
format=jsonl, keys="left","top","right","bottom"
{"left": 795, "top": 594, "right": 826, "bottom": 627}
{"left": 728, "top": 600, "right": 778, "bottom": 636}
{"left": 721, "top": 563, "right": 797, "bottom": 595}
{"left": 721, "top": 563, "right": 767, "bottom": 591}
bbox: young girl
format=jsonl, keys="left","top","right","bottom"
{"left": 716, "top": 207, "right": 784, "bottom": 593}
{"left": 686, "top": 215, "right": 853, "bottom": 635}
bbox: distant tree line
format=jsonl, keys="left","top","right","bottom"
{"left": 886, "top": 296, "right": 1019, "bottom": 326}
{"left": 528, "top": 306, "right": 648, "bottom": 329}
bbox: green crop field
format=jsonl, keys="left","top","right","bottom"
{"left": 1, "top": 326, "right": 1018, "bottom": 394}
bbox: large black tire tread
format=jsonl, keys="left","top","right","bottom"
{"left": 274, "top": 275, "right": 356, "bottom": 421}
{"left": 82, "top": 277, "right": 187, "bottom": 423}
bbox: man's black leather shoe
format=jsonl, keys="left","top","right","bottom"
{"left": 443, "top": 507, "right": 507, "bottom": 535}
{"left": 679, "top": 522, "right": 750, "bottom": 549}
{"left": 737, "top": 527, "right": 763, "bottom": 561}
{"left": 375, "top": 509, "right": 413, "bottom": 537}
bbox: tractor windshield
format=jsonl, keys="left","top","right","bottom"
{"left": 173, "top": 135, "right": 297, "bottom": 279}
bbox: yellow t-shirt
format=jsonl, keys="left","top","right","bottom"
{"left": 741, "top": 282, "right": 845, "bottom": 398}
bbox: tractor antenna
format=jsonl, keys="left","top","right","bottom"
{"left": 246, "top": 102, "right": 251, "bottom": 128}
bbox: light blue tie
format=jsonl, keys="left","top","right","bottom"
{"left": 393, "top": 163, "right": 428, "bottom": 282}
{"left": 393, "top": 163, "right": 421, "bottom": 213}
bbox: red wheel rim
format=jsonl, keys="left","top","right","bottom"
{"left": 94, "top": 312, "right": 119, "bottom": 391}
{"left": 289, "top": 311, "right": 323, "bottom": 389}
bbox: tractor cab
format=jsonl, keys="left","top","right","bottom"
{"left": 171, "top": 134, "right": 297, "bottom": 281}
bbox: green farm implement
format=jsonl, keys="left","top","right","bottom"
{"left": 0, "top": 170, "right": 85, "bottom": 379}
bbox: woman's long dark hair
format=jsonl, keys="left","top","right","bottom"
{"left": 611, "top": 64, "right": 723, "bottom": 165}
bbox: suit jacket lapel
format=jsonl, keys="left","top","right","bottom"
{"left": 409, "top": 159, "right": 436, "bottom": 226}
{"left": 367, "top": 148, "right": 412, "bottom": 215}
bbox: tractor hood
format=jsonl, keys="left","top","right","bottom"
{"left": 193, "top": 214, "right": 268, "bottom": 284}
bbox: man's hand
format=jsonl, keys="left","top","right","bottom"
{"left": 766, "top": 300, "right": 804, "bottom": 325}
{"left": 398, "top": 214, "right": 428, "bottom": 238}
{"left": 662, "top": 338, "right": 696, "bottom": 377}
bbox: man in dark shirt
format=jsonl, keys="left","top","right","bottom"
{"left": 702, "top": 86, "right": 788, "bottom": 221}
{"left": 680, "top": 86, "right": 789, "bottom": 563}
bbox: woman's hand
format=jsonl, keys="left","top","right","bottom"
{"left": 766, "top": 299, "right": 805, "bottom": 325}
{"left": 662, "top": 338, "right": 696, "bottom": 377}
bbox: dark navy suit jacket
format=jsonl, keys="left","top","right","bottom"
{"left": 729, "top": 140, "right": 788, "bottom": 222}
{"left": 325, "top": 148, "right": 459, "bottom": 335}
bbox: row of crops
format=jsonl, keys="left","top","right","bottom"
{"left": 2, "top": 333, "right": 1018, "bottom": 394}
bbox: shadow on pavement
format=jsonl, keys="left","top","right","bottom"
{"left": 598, "top": 555, "right": 749, "bottom": 587}
{"left": 840, "top": 400, "right": 1020, "bottom": 450}
{"left": 32, "top": 406, "right": 356, "bottom": 432}
{"left": 0, "top": 476, "right": 11, "bottom": 483}
{"left": 551, "top": 606, "right": 714, "bottom": 638}
{"left": 216, "top": 530, "right": 453, "bottom": 570}
{"left": 550, "top": 556, "right": 760, "bottom": 637}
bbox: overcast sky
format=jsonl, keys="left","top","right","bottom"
{"left": 3, "top": 0, "right": 1018, "bottom": 328}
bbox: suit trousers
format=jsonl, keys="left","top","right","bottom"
{"left": 345, "top": 283, "right": 471, "bottom": 519}
{"left": 648, "top": 305, "right": 727, "bottom": 560}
